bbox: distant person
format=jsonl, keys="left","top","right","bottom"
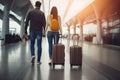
{"left": 45, "top": 6, "right": 62, "bottom": 64}
{"left": 24, "top": 1, "right": 46, "bottom": 64}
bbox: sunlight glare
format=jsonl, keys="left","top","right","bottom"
{"left": 64, "top": 0, "right": 94, "bottom": 23}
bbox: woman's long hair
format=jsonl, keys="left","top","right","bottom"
{"left": 50, "top": 6, "right": 58, "bottom": 20}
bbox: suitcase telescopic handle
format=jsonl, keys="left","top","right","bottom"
{"left": 72, "top": 34, "right": 79, "bottom": 46}
{"left": 59, "top": 34, "right": 62, "bottom": 44}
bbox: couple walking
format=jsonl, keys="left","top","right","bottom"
{"left": 24, "top": 1, "right": 62, "bottom": 64}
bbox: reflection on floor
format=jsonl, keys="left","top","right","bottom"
{"left": 0, "top": 38, "right": 120, "bottom": 80}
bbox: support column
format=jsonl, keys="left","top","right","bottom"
{"left": 96, "top": 19, "right": 103, "bottom": 44}
{"left": 106, "top": 18, "right": 110, "bottom": 34}
{"left": 73, "top": 24, "right": 76, "bottom": 34}
{"left": 79, "top": 22, "right": 83, "bottom": 41}
{"left": 66, "top": 22, "right": 71, "bottom": 48}
{"left": 92, "top": 4, "right": 103, "bottom": 44}
{"left": 1, "top": 4, "right": 10, "bottom": 45}
{"left": 42, "top": 0, "right": 45, "bottom": 13}
{"left": 20, "top": 17, "right": 25, "bottom": 38}
{"left": 68, "top": 26, "right": 70, "bottom": 39}
{"left": 66, "top": 23, "right": 70, "bottom": 40}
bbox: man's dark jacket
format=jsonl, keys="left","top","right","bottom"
{"left": 25, "top": 8, "right": 46, "bottom": 34}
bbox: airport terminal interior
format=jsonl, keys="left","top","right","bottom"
{"left": 0, "top": 0, "right": 120, "bottom": 80}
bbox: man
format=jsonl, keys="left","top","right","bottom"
{"left": 24, "top": 1, "right": 46, "bottom": 64}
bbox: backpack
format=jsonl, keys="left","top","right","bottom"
{"left": 49, "top": 15, "right": 59, "bottom": 31}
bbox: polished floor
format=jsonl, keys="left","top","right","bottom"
{"left": 0, "top": 38, "right": 120, "bottom": 80}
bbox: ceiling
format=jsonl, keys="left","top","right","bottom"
{"left": 0, "top": 0, "right": 33, "bottom": 24}
{"left": 67, "top": 0, "right": 120, "bottom": 25}
{"left": 0, "top": 0, "right": 120, "bottom": 26}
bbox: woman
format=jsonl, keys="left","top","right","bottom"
{"left": 45, "top": 6, "right": 62, "bottom": 64}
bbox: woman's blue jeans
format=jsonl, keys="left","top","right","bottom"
{"left": 47, "top": 31, "right": 59, "bottom": 58}
{"left": 30, "top": 31, "right": 42, "bottom": 62}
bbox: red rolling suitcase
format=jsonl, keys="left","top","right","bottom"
{"left": 70, "top": 34, "right": 82, "bottom": 68}
{"left": 52, "top": 34, "right": 65, "bottom": 69}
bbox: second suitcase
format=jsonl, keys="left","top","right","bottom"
{"left": 70, "top": 46, "right": 82, "bottom": 67}
{"left": 70, "top": 34, "right": 82, "bottom": 68}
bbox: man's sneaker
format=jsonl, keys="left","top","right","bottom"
{"left": 37, "top": 61, "right": 41, "bottom": 65}
{"left": 49, "top": 62, "right": 52, "bottom": 65}
{"left": 48, "top": 59, "right": 52, "bottom": 65}
{"left": 31, "top": 56, "right": 35, "bottom": 64}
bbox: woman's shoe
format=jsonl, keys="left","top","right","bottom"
{"left": 31, "top": 56, "right": 35, "bottom": 64}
